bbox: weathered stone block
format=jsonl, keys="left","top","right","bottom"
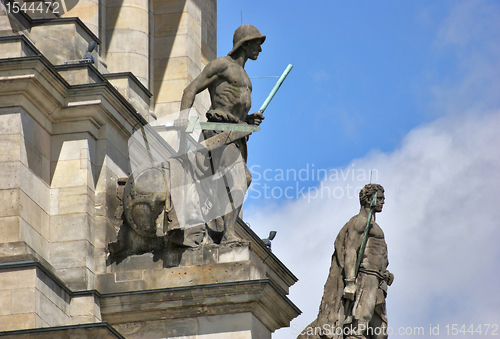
{"left": 10, "top": 288, "right": 36, "bottom": 314}
{"left": 115, "top": 270, "right": 143, "bottom": 282}
{"left": 37, "top": 290, "right": 70, "bottom": 326}
{"left": 154, "top": 101, "right": 182, "bottom": 118}
{"left": 202, "top": 40, "right": 216, "bottom": 66}
{"left": 33, "top": 121, "right": 50, "bottom": 160}
{"left": 0, "top": 268, "right": 36, "bottom": 291}
{"left": 0, "top": 134, "right": 21, "bottom": 162}
{"left": 0, "top": 111, "right": 22, "bottom": 135}
{"left": 96, "top": 143, "right": 129, "bottom": 180}
{"left": 50, "top": 240, "right": 93, "bottom": 270}
{"left": 218, "top": 244, "right": 251, "bottom": 263}
{"left": 30, "top": 20, "right": 98, "bottom": 65}
{"left": 154, "top": 11, "right": 200, "bottom": 42}
{"left": 151, "top": 0, "right": 184, "bottom": 14}
{"left": 0, "top": 38, "right": 39, "bottom": 59}
{"left": 0, "top": 189, "right": 20, "bottom": 218}
{"left": 23, "top": 138, "right": 43, "bottom": 179}
{"left": 20, "top": 191, "right": 50, "bottom": 239}
{"left": 143, "top": 266, "right": 202, "bottom": 290}
{"left": 201, "top": 245, "right": 218, "bottom": 265}
{"left": 19, "top": 219, "right": 50, "bottom": 259}
{"left": 185, "top": 0, "right": 202, "bottom": 24}
{"left": 200, "top": 262, "right": 251, "bottom": 285}
{"left": 98, "top": 272, "right": 146, "bottom": 293}
{"left": 0, "top": 290, "right": 12, "bottom": 315}
{"left": 106, "top": 30, "right": 148, "bottom": 56}
{"left": 154, "top": 79, "right": 190, "bottom": 104}
{"left": 54, "top": 267, "right": 93, "bottom": 291}
{"left": 36, "top": 268, "right": 71, "bottom": 310}
{"left": 0, "top": 162, "right": 20, "bottom": 189}
{"left": 63, "top": 0, "right": 99, "bottom": 36}
{"left": 107, "top": 0, "right": 147, "bottom": 8}
{"left": 105, "top": 52, "right": 149, "bottom": 86}
{"left": 108, "top": 6, "right": 148, "bottom": 32}
{"left": 0, "top": 313, "right": 37, "bottom": 331}
{"left": 50, "top": 213, "right": 93, "bottom": 242}
{"left": 51, "top": 159, "right": 88, "bottom": 188}
{"left": 50, "top": 134, "right": 94, "bottom": 162}
{"left": 154, "top": 34, "right": 201, "bottom": 67}
{"left": 56, "top": 186, "right": 95, "bottom": 215}
{"left": 55, "top": 65, "right": 103, "bottom": 86}
{"left": 109, "top": 253, "right": 163, "bottom": 272}
{"left": 103, "top": 73, "right": 152, "bottom": 120}
{"left": 20, "top": 162, "right": 51, "bottom": 213}
{"left": 0, "top": 216, "right": 20, "bottom": 243}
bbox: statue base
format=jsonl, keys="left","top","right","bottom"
{"left": 97, "top": 219, "right": 300, "bottom": 338}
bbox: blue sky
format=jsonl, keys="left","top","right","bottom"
{"left": 215, "top": 1, "right": 500, "bottom": 338}
{"left": 218, "top": 1, "right": 452, "bottom": 185}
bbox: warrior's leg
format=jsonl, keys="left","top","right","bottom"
{"left": 348, "top": 274, "right": 379, "bottom": 339}
{"left": 218, "top": 143, "right": 247, "bottom": 242}
{"left": 369, "top": 304, "right": 388, "bottom": 339}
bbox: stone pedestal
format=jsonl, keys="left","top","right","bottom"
{"left": 97, "top": 220, "right": 300, "bottom": 338}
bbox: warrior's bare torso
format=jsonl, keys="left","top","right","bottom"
{"left": 342, "top": 211, "right": 389, "bottom": 280}
{"left": 360, "top": 221, "right": 389, "bottom": 272}
{"left": 208, "top": 56, "right": 252, "bottom": 121}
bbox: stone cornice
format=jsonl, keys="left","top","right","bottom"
{"left": 103, "top": 72, "right": 153, "bottom": 98}
{"left": 30, "top": 17, "right": 101, "bottom": 46}
{"left": 0, "top": 54, "right": 147, "bottom": 136}
{"left": 236, "top": 218, "right": 299, "bottom": 290}
{"left": 100, "top": 279, "right": 301, "bottom": 332}
{"left": 0, "top": 322, "right": 124, "bottom": 339}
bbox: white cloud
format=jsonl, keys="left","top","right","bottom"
{"left": 242, "top": 2, "right": 500, "bottom": 338}
{"left": 247, "top": 110, "right": 500, "bottom": 338}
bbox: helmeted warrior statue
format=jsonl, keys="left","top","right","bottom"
{"left": 108, "top": 25, "right": 267, "bottom": 264}
{"left": 179, "top": 24, "right": 266, "bottom": 242}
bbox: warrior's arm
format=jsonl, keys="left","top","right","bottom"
{"left": 343, "top": 219, "right": 365, "bottom": 299}
{"left": 344, "top": 219, "right": 365, "bottom": 279}
{"left": 180, "top": 59, "right": 228, "bottom": 110}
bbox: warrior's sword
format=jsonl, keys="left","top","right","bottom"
{"left": 355, "top": 192, "right": 378, "bottom": 277}
{"left": 258, "top": 64, "right": 293, "bottom": 114}
{"left": 157, "top": 64, "right": 293, "bottom": 152}
{"left": 344, "top": 192, "right": 378, "bottom": 324}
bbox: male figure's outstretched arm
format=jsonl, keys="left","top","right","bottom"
{"left": 180, "top": 59, "right": 228, "bottom": 111}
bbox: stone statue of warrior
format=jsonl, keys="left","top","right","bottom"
{"left": 180, "top": 24, "right": 266, "bottom": 243}
{"left": 298, "top": 184, "right": 394, "bottom": 339}
{"left": 107, "top": 25, "right": 267, "bottom": 264}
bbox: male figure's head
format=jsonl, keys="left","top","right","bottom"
{"left": 228, "top": 24, "right": 265, "bottom": 60}
{"left": 359, "top": 184, "right": 385, "bottom": 212}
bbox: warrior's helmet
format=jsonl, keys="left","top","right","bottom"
{"left": 228, "top": 24, "right": 266, "bottom": 56}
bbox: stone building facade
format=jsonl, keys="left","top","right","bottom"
{"left": 0, "top": 0, "right": 300, "bottom": 337}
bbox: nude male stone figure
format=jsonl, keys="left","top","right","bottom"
{"left": 298, "top": 184, "right": 394, "bottom": 339}
{"left": 180, "top": 24, "right": 266, "bottom": 242}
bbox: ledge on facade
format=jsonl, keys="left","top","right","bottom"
{"left": 0, "top": 255, "right": 102, "bottom": 297}
{"left": 30, "top": 17, "right": 101, "bottom": 46}
{"left": 0, "top": 322, "right": 124, "bottom": 339}
{"left": 236, "top": 217, "right": 299, "bottom": 294}
{"left": 0, "top": 54, "right": 148, "bottom": 131}
{"left": 103, "top": 73, "right": 152, "bottom": 98}
{"left": 100, "top": 278, "right": 301, "bottom": 333}
{"left": 103, "top": 72, "right": 152, "bottom": 119}
{"left": 54, "top": 63, "right": 106, "bottom": 86}
{"left": 0, "top": 34, "right": 41, "bottom": 59}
